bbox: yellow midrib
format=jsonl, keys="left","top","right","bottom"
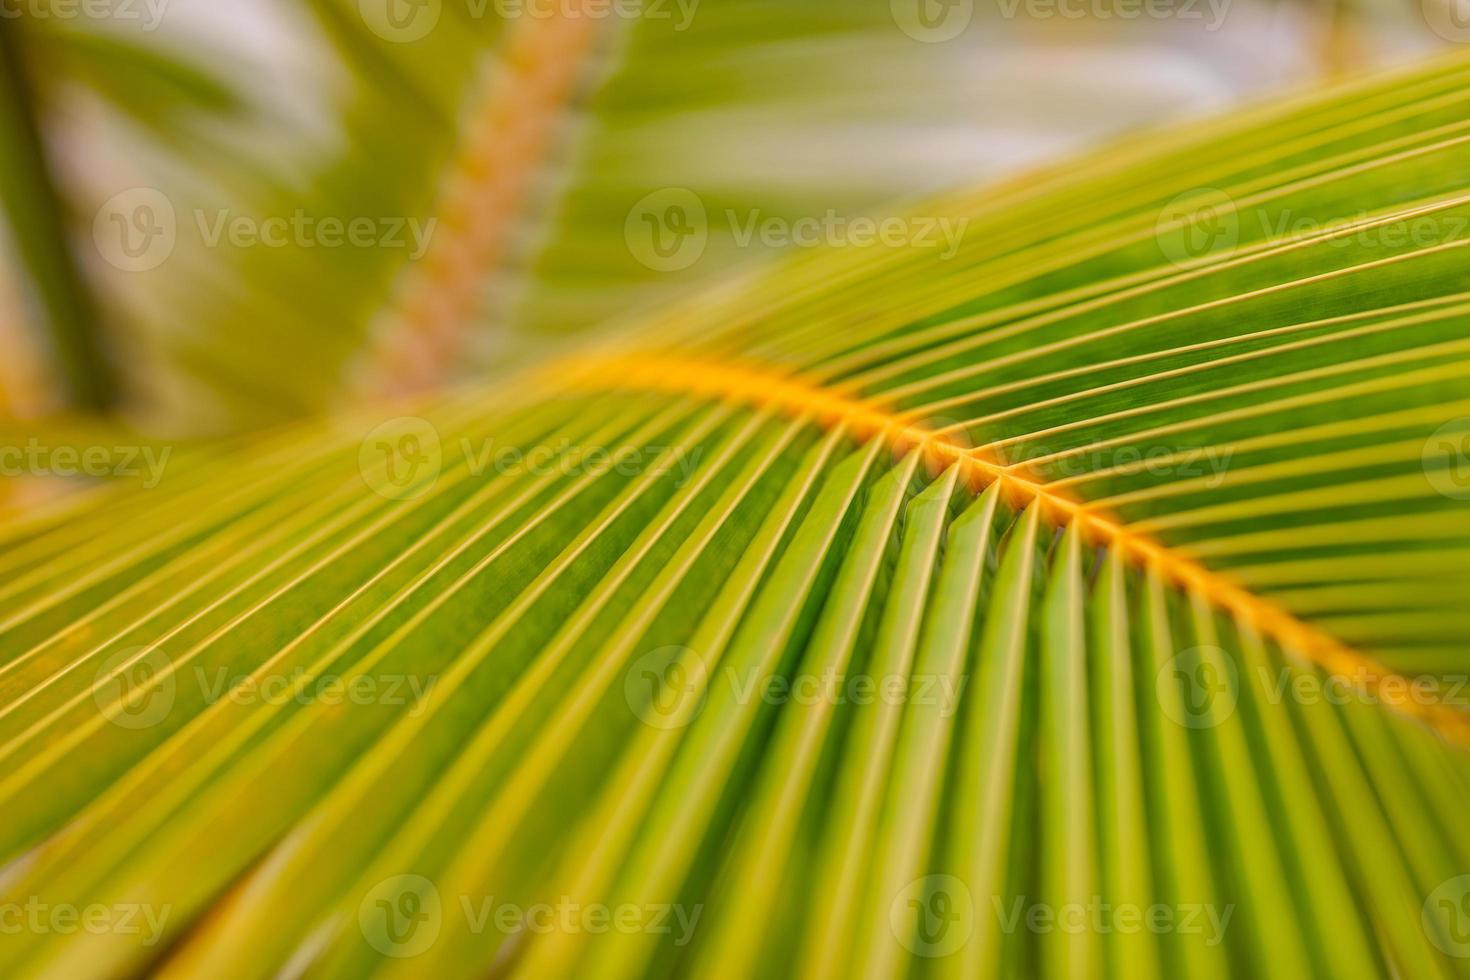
{"left": 355, "top": 6, "right": 605, "bottom": 396}
{"left": 557, "top": 351, "right": 1470, "bottom": 747}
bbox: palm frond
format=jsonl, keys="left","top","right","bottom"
{"left": 3, "top": 48, "right": 1470, "bottom": 980}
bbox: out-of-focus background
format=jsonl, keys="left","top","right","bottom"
{"left": 0, "top": 0, "right": 1458, "bottom": 434}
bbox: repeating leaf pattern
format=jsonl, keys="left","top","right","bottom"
{"left": 3, "top": 47, "right": 1470, "bottom": 980}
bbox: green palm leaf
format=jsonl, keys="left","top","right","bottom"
{"left": 3, "top": 48, "right": 1470, "bottom": 980}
